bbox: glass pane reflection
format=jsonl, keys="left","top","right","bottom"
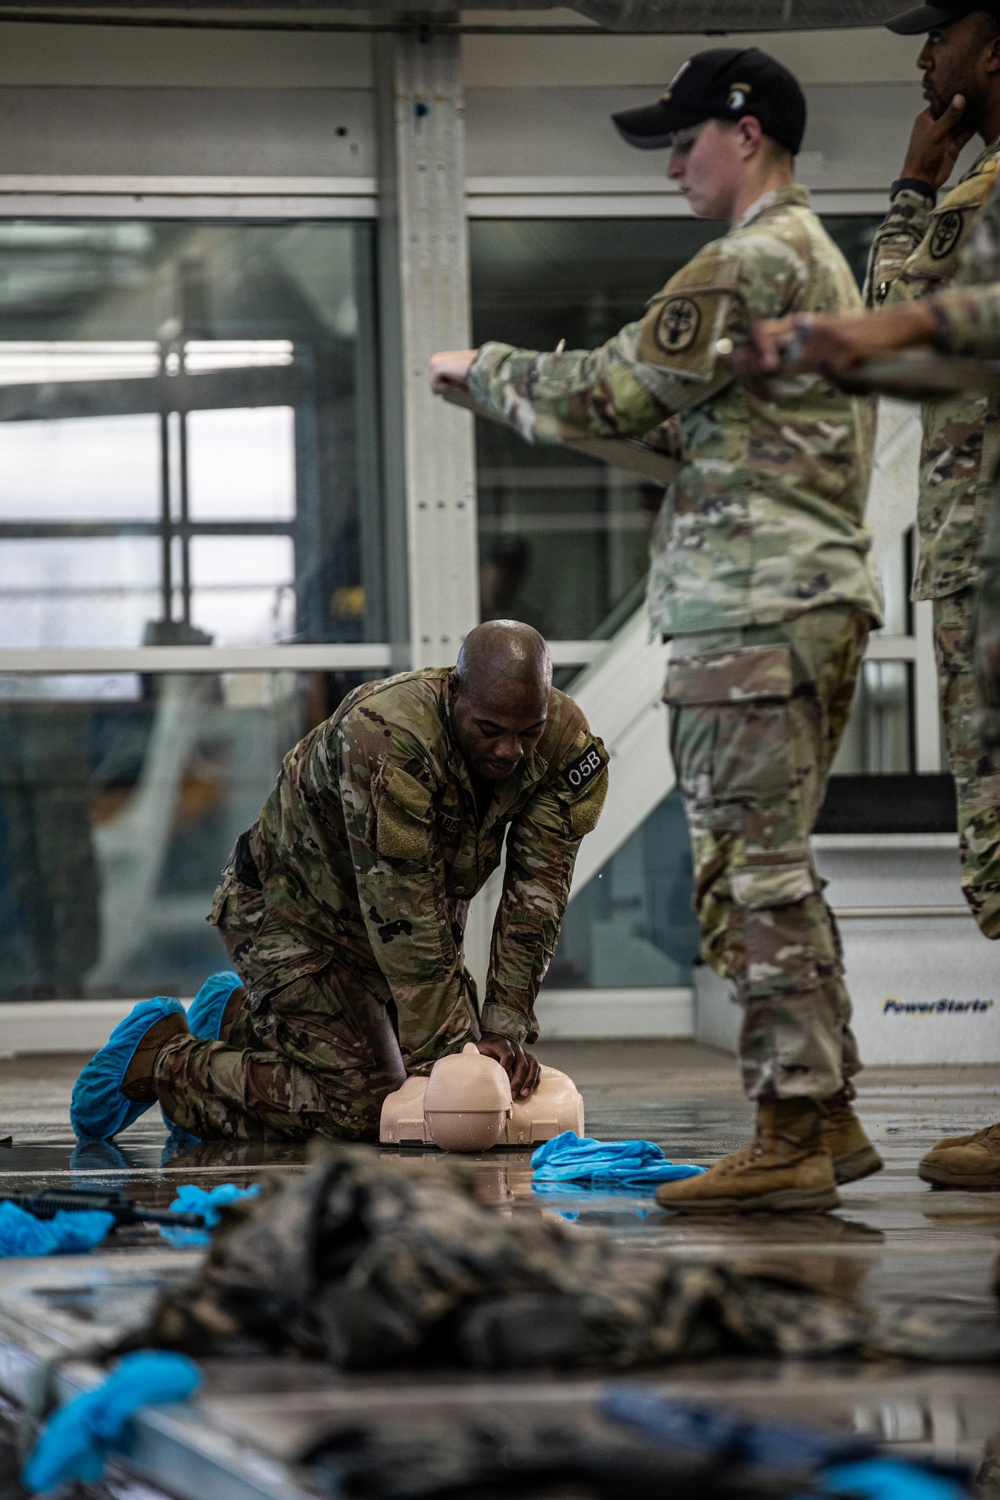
{"left": 545, "top": 788, "right": 701, "bottom": 991}
{"left": 0, "top": 221, "right": 380, "bottom": 649}
{"left": 0, "top": 670, "right": 376, "bottom": 1001}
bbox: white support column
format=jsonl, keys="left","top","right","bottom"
{"left": 376, "top": 27, "right": 479, "bottom": 670}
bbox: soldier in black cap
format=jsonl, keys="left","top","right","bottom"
{"left": 431, "top": 48, "right": 885, "bottom": 1215}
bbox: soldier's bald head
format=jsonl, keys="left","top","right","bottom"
{"left": 449, "top": 621, "right": 552, "bottom": 781}
{"left": 455, "top": 620, "right": 552, "bottom": 705}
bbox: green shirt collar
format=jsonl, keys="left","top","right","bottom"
{"left": 733, "top": 182, "right": 810, "bottom": 232}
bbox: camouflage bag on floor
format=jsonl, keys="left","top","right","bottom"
{"left": 139, "top": 1148, "right": 874, "bottom": 1370}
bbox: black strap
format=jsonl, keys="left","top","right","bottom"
{"left": 234, "top": 829, "right": 262, "bottom": 890}
{"left": 890, "top": 177, "right": 937, "bottom": 204}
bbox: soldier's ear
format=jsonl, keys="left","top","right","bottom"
{"left": 736, "top": 115, "right": 765, "bottom": 159}
{"left": 986, "top": 34, "right": 1000, "bottom": 75}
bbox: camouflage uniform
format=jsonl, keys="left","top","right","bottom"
{"left": 865, "top": 141, "right": 1000, "bottom": 939}
{"left": 155, "top": 670, "right": 609, "bottom": 1141}
{"left": 921, "top": 176, "right": 1000, "bottom": 774}
{"left": 468, "top": 185, "right": 881, "bottom": 1100}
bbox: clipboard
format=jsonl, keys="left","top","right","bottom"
{"left": 440, "top": 384, "right": 682, "bottom": 488}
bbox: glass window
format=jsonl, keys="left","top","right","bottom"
{"left": 831, "top": 529, "right": 916, "bottom": 777}
{"left": 0, "top": 669, "right": 377, "bottom": 1001}
{"left": 469, "top": 215, "right": 882, "bottom": 643}
{"left": 0, "top": 220, "right": 381, "bottom": 649}
{"left": 544, "top": 788, "right": 701, "bottom": 991}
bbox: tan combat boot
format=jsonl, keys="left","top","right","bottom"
{"left": 819, "top": 1087, "right": 883, "bottom": 1184}
{"left": 918, "top": 1121, "right": 1000, "bottom": 1189}
{"left": 120, "top": 1012, "right": 190, "bottom": 1102}
{"left": 655, "top": 1097, "right": 840, "bottom": 1214}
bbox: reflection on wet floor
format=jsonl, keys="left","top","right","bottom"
{"left": 1, "top": 1040, "right": 999, "bottom": 1485}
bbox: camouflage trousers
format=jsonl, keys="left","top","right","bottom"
{"left": 154, "top": 869, "right": 408, "bottom": 1141}
{"left": 933, "top": 587, "right": 1000, "bottom": 940}
{"left": 665, "top": 604, "right": 869, "bottom": 1102}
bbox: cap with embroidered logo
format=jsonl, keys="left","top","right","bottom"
{"left": 611, "top": 47, "right": 807, "bottom": 157}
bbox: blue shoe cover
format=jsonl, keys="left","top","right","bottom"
{"left": 70, "top": 998, "right": 186, "bottom": 1142}
{"left": 186, "top": 970, "right": 242, "bottom": 1040}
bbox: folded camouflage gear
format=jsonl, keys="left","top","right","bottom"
{"left": 139, "top": 1148, "right": 874, "bottom": 1370}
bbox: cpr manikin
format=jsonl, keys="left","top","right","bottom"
{"left": 379, "top": 1042, "right": 584, "bottom": 1152}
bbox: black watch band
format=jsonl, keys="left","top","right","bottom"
{"left": 890, "top": 177, "right": 937, "bottom": 203}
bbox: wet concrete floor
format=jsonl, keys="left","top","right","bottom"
{"left": 1, "top": 1040, "right": 999, "bottom": 1494}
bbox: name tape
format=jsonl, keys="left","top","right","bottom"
{"left": 562, "top": 745, "right": 606, "bottom": 793}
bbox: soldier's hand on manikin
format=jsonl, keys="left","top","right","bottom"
{"left": 476, "top": 1032, "right": 542, "bottom": 1100}
{"left": 901, "top": 94, "right": 975, "bottom": 194}
{"left": 428, "top": 350, "right": 478, "bottom": 393}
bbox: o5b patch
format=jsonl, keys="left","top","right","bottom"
{"left": 930, "top": 209, "right": 964, "bottom": 260}
{"left": 561, "top": 741, "right": 609, "bottom": 794}
{"left": 655, "top": 296, "right": 701, "bottom": 354}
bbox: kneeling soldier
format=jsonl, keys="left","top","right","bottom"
{"left": 71, "top": 621, "right": 608, "bottom": 1142}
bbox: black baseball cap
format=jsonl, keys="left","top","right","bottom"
{"left": 886, "top": 0, "right": 1000, "bottom": 34}
{"left": 611, "top": 48, "right": 807, "bottom": 157}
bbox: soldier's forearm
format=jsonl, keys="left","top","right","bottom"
{"left": 925, "top": 283, "right": 1000, "bottom": 358}
{"left": 480, "top": 997, "right": 532, "bottom": 1042}
{"left": 863, "top": 190, "right": 935, "bottom": 308}
{"left": 468, "top": 339, "right": 668, "bottom": 442}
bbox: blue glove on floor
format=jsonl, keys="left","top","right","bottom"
{"left": 158, "top": 1181, "right": 260, "bottom": 1246}
{"left": 0, "top": 1202, "right": 114, "bottom": 1258}
{"left": 22, "top": 1350, "right": 201, "bottom": 1493}
{"left": 532, "top": 1132, "right": 705, "bottom": 1190}
{"left": 820, "top": 1459, "right": 970, "bottom": 1500}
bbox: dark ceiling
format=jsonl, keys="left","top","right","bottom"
{"left": 0, "top": 0, "right": 908, "bottom": 28}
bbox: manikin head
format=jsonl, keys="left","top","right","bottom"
{"left": 611, "top": 48, "right": 804, "bottom": 224}
{"left": 423, "top": 1043, "right": 513, "bottom": 1152}
{"left": 448, "top": 619, "right": 552, "bottom": 782}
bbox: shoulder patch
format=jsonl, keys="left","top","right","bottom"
{"left": 930, "top": 209, "right": 964, "bottom": 261}
{"left": 559, "top": 740, "right": 609, "bottom": 797}
{"left": 654, "top": 296, "right": 701, "bottom": 354}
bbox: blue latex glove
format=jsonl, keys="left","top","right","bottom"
{"left": 22, "top": 1350, "right": 201, "bottom": 1492}
{"left": 820, "top": 1459, "right": 971, "bottom": 1500}
{"left": 0, "top": 1202, "right": 115, "bottom": 1258}
{"left": 159, "top": 1182, "right": 260, "bottom": 1246}
{"left": 532, "top": 1132, "right": 705, "bottom": 1190}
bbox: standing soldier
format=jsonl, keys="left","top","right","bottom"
{"left": 431, "top": 49, "right": 883, "bottom": 1213}
{"left": 741, "top": 4, "right": 1000, "bottom": 1190}
{"left": 70, "top": 621, "right": 609, "bottom": 1143}
{"left": 743, "top": 164, "right": 1000, "bottom": 1194}
{"left": 864, "top": 0, "right": 1000, "bottom": 950}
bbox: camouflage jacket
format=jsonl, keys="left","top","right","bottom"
{"left": 864, "top": 138, "right": 1000, "bottom": 600}
{"left": 218, "top": 670, "right": 608, "bottom": 1066}
{"left": 467, "top": 185, "right": 881, "bottom": 637}
{"left": 919, "top": 165, "right": 1000, "bottom": 356}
